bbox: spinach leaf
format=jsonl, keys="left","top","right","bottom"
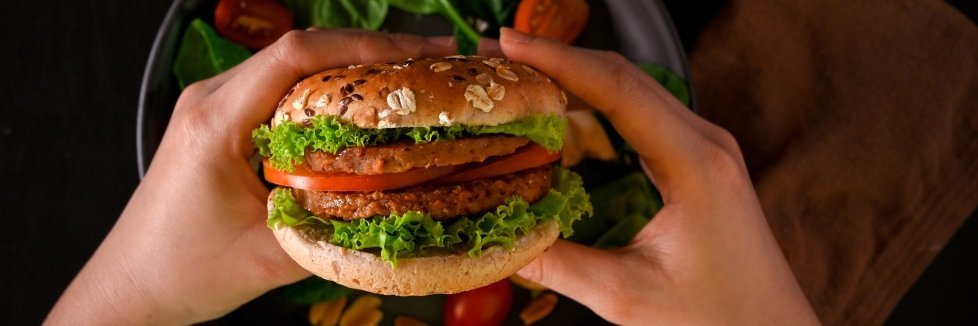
{"left": 593, "top": 214, "right": 650, "bottom": 248}
{"left": 280, "top": 0, "right": 318, "bottom": 27}
{"left": 455, "top": 0, "right": 517, "bottom": 27}
{"left": 389, "top": 0, "right": 480, "bottom": 54}
{"left": 454, "top": 24, "right": 478, "bottom": 55}
{"left": 172, "top": 19, "right": 251, "bottom": 89}
{"left": 488, "top": 0, "right": 519, "bottom": 25}
{"left": 637, "top": 63, "right": 691, "bottom": 106}
{"left": 282, "top": 276, "right": 353, "bottom": 304}
{"left": 312, "top": 0, "right": 390, "bottom": 30}
{"left": 570, "top": 172, "right": 661, "bottom": 246}
{"left": 283, "top": 0, "right": 389, "bottom": 30}
{"left": 389, "top": 0, "right": 445, "bottom": 14}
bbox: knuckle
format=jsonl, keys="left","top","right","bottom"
{"left": 179, "top": 81, "right": 211, "bottom": 100}
{"left": 170, "top": 98, "right": 219, "bottom": 146}
{"left": 700, "top": 135, "right": 746, "bottom": 175}
{"left": 271, "top": 30, "right": 309, "bottom": 59}
{"left": 610, "top": 63, "right": 648, "bottom": 101}
{"left": 595, "top": 50, "right": 628, "bottom": 64}
{"left": 711, "top": 127, "right": 743, "bottom": 158}
{"left": 607, "top": 51, "right": 630, "bottom": 65}
{"left": 351, "top": 33, "right": 396, "bottom": 60}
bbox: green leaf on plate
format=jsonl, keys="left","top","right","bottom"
{"left": 285, "top": 0, "right": 389, "bottom": 30}
{"left": 389, "top": 0, "right": 446, "bottom": 14}
{"left": 172, "top": 19, "right": 251, "bottom": 89}
{"left": 282, "top": 276, "right": 353, "bottom": 304}
{"left": 637, "top": 63, "right": 691, "bottom": 106}
{"left": 570, "top": 172, "right": 661, "bottom": 246}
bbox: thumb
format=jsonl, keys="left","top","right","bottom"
{"left": 518, "top": 240, "right": 626, "bottom": 304}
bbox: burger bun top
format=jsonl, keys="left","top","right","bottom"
{"left": 271, "top": 56, "right": 567, "bottom": 129}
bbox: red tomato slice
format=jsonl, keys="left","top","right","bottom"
{"left": 263, "top": 160, "right": 460, "bottom": 192}
{"left": 263, "top": 144, "right": 560, "bottom": 192}
{"left": 514, "top": 0, "right": 589, "bottom": 44}
{"left": 432, "top": 144, "right": 560, "bottom": 185}
{"left": 444, "top": 280, "right": 513, "bottom": 326}
{"left": 214, "top": 0, "right": 293, "bottom": 49}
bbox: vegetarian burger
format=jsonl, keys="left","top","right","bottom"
{"left": 253, "top": 56, "right": 592, "bottom": 296}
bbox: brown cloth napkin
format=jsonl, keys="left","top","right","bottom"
{"left": 687, "top": 0, "right": 978, "bottom": 324}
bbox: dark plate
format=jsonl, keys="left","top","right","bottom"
{"left": 136, "top": 0, "right": 691, "bottom": 324}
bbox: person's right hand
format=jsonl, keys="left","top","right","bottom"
{"left": 489, "top": 28, "right": 819, "bottom": 325}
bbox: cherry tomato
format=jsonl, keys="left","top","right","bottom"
{"left": 444, "top": 280, "right": 513, "bottom": 326}
{"left": 514, "top": 0, "right": 589, "bottom": 44}
{"left": 263, "top": 160, "right": 461, "bottom": 192}
{"left": 214, "top": 0, "right": 293, "bottom": 49}
{"left": 432, "top": 144, "right": 560, "bottom": 185}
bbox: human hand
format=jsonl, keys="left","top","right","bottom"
{"left": 489, "top": 28, "right": 819, "bottom": 325}
{"left": 46, "top": 29, "right": 454, "bottom": 325}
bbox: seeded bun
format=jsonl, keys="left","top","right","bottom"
{"left": 271, "top": 56, "right": 567, "bottom": 129}
{"left": 273, "top": 219, "right": 559, "bottom": 296}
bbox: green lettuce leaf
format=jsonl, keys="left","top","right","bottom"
{"left": 266, "top": 168, "right": 591, "bottom": 266}
{"left": 268, "top": 187, "right": 326, "bottom": 228}
{"left": 253, "top": 114, "right": 567, "bottom": 171}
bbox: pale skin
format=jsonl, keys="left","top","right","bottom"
{"left": 47, "top": 28, "right": 818, "bottom": 325}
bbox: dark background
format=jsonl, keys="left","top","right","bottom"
{"left": 1, "top": 0, "right": 975, "bottom": 325}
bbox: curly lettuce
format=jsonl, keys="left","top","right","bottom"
{"left": 253, "top": 113, "right": 567, "bottom": 171}
{"left": 267, "top": 167, "right": 592, "bottom": 266}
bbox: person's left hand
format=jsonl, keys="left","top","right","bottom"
{"left": 47, "top": 29, "right": 454, "bottom": 325}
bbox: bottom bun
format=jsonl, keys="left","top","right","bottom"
{"left": 273, "top": 219, "right": 559, "bottom": 296}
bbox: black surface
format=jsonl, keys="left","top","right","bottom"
{"left": 1, "top": 0, "right": 975, "bottom": 325}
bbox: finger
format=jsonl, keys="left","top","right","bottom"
{"left": 518, "top": 240, "right": 638, "bottom": 318}
{"left": 499, "top": 27, "right": 707, "bottom": 185}
{"left": 207, "top": 29, "right": 455, "bottom": 156}
{"left": 425, "top": 36, "right": 456, "bottom": 48}
{"left": 585, "top": 50, "right": 739, "bottom": 154}
{"left": 478, "top": 38, "right": 503, "bottom": 57}
{"left": 244, "top": 218, "right": 311, "bottom": 287}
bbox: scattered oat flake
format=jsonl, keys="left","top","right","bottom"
{"left": 496, "top": 68, "right": 518, "bottom": 81}
{"left": 483, "top": 60, "right": 503, "bottom": 69}
{"left": 430, "top": 62, "right": 452, "bottom": 72}
{"left": 314, "top": 94, "right": 331, "bottom": 108}
{"left": 487, "top": 81, "right": 505, "bottom": 101}
{"left": 387, "top": 87, "right": 416, "bottom": 115}
{"left": 521, "top": 64, "right": 538, "bottom": 76}
{"left": 439, "top": 111, "right": 453, "bottom": 126}
{"left": 465, "top": 84, "right": 494, "bottom": 112}
{"left": 475, "top": 73, "right": 492, "bottom": 85}
{"left": 292, "top": 89, "right": 312, "bottom": 110}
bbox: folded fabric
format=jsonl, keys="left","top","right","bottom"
{"left": 688, "top": 0, "right": 978, "bottom": 324}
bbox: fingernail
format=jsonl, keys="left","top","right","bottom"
{"left": 500, "top": 27, "right": 534, "bottom": 44}
{"left": 478, "top": 38, "right": 501, "bottom": 54}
